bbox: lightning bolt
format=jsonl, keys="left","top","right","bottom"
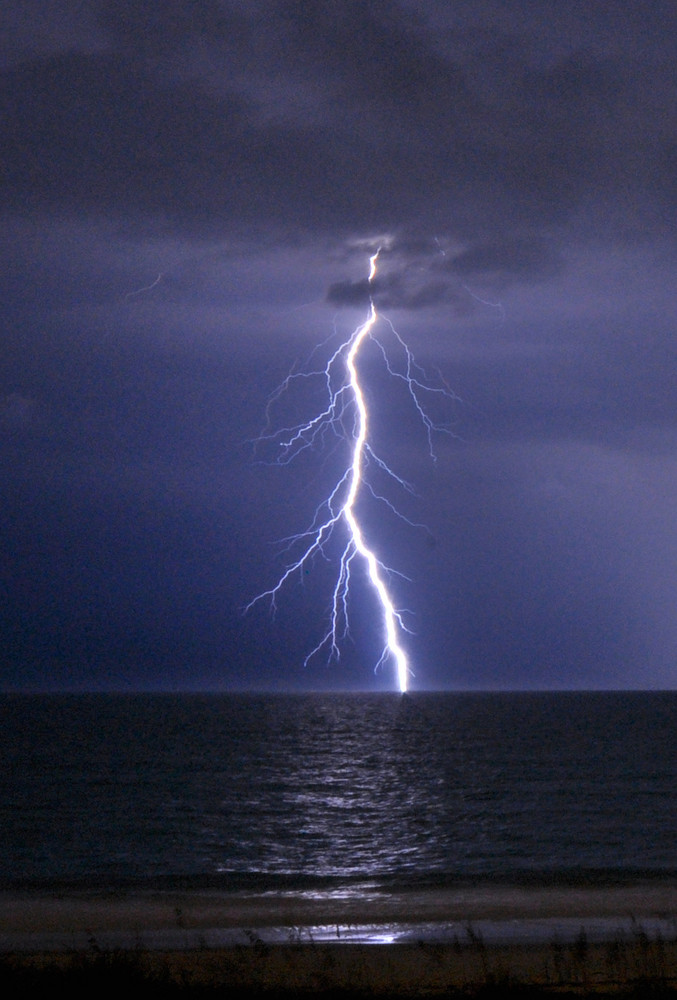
{"left": 247, "top": 247, "right": 454, "bottom": 693}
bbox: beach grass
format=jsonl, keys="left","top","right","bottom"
{"left": 2, "top": 927, "right": 677, "bottom": 1000}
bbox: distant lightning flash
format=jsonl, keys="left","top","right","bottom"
{"left": 247, "top": 248, "right": 454, "bottom": 693}
{"left": 124, "top": 272, "right": 164, "bottom": 299}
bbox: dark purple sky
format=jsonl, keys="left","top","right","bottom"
{"left": 2, "top": 1, "right": 676, "bottom": 692}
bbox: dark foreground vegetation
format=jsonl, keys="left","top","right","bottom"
{"left": 1, "top": 947, "right": 677, "bottom": 1000}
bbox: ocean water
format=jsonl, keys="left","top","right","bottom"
{"left": 1, "top": 691, "right": 676, "bottom": 893}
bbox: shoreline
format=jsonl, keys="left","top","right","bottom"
{"left": 2, "top": 880, "right": 677, "bottom": 937}
{"left": 1, "top": 883, "right": 676, "bottom": 993}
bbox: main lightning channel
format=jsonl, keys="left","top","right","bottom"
{"left": 343, "top": 251, "right": 409, "bottom": 692}
{"left": 247, "top": 247, "right": 454, "bottom": 693}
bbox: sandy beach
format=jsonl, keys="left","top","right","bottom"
{"left": 2, "top": 882, "right": 676, "bottom": 995}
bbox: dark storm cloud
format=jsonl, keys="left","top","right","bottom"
{"left": 326, "top": 278, "right": 372, "bottom": 308}
{"left": 2, "top": 0, "right": 676, "bottom": 243}
{"left": 326, "top": 235, "right": 563, "bottom": 309}
{"left": 1, "top": 50, "right": 327, "bottom": 233}
{"left": 445, "top": 238, "right": 563, "bottom": 283}
{"left": 327, "top": 271, "right": 468, "bottom": 312}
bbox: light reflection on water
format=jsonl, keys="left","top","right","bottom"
{"left": 1, "top": 691, "right": 676, "bottom": 888}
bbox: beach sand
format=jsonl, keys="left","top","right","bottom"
{"left": 1, "top": 883, "right": 676, "bottom": 995}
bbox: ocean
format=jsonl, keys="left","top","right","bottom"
{"left": 2, "top": 691, "right": 676, "bottom": 894}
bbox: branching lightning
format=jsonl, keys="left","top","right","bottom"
{"left": 247, "top": 247, "right": 455, "bottom": 693}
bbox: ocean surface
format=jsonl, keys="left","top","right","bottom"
{"left": 1, "top": 691, "right": 676, "bottom": 894}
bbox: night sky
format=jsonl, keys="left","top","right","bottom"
{"left": 2, "top": 1, "right": 676, "bottom": 692}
